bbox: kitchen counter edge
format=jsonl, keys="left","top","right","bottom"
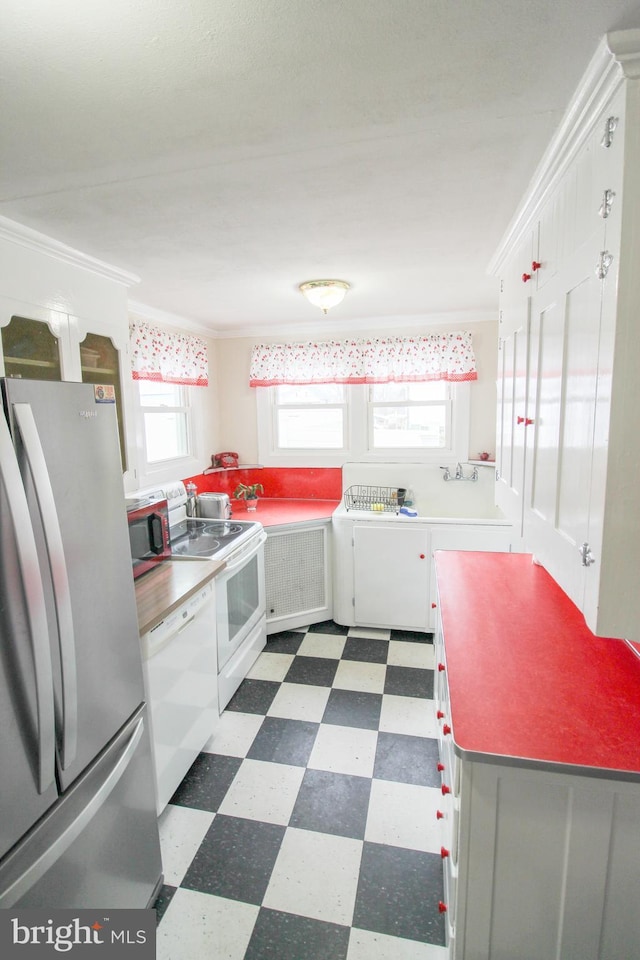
{"left": 134, "top": 558, "right": 226, "bottom": 636}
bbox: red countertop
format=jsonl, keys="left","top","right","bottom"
{"left": 435, "top": 551, "right": 640, "bottom": 776}
{"left": 230, "top": 497, "right": 340, "bottom": 527}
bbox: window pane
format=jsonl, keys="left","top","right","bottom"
{"left": 139, "top": 380, "right": 183, "bottom": 406}
{"left": 276, "top": 384, "right": 345, "bottom": 404}
{"left": 370, "top": 382, "right": 447, "bottom": 402}
{"left": 372, "top": 405, "right": 446, "bottom": 448}
{"left": 144, "top": 411, "right": 189, "bottom": 462}
{"left": 277, "top": 408, "right": 344, "bottom": 448}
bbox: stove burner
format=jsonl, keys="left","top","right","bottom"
{"left": 183, "top": 518, "right": 209, "bottom": 534}
{"left": 168, "top": 511, "right": 262, "bottom": 560}
{"left": 171, "top": 534, "right": 221, "bottom": 557}
{"left": 202, "top": 522, "right": 244, "bottom": 538}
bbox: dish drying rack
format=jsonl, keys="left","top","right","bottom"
{"left": 343, "top": 484, "right": 401, "bottom": 513}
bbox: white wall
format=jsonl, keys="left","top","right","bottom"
{"left": 0, "top": 219, "right": 223, "bottom": 491}
{"left": 0, "top": 218, "right": 498, "bottom": 481}
{"left": 215, "top": 319, "right": 498, "bottom": 464}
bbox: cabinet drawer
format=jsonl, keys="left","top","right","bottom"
{"left": 443, "top": 851, "right": 458, "bottom": 927}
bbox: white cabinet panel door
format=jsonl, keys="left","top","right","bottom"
{"left": 524, "top": 234, "right": 604, "bottom": 613}
{"left": 353, "top": 524, "right": 430, "bottom": 630}
{"left": 495, "top": 322, "right": 529, "bottom": 540}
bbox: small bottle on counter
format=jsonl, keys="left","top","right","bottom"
{"left": 185, "top": 482, "right": 198, "bottom": 518}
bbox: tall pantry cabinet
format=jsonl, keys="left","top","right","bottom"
{"left": 491, "top": 30, "right": 640, "bottom": 641}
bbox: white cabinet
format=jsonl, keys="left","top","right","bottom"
{"left": 495, "top": 321, "right": 529, "bottom": 544}
{"left": 497, "top": 229, "right": 535, "bottom": 338}
{"left": 1, "top": 313, "right": 133, "bottom": 476}
{"left": 333, "top": 513, "right": 512, "bottom": 632}
{"left": 436, "top": 749, "right": 640, "bottom": 960}
{"left": 434, "top": 548, "right": 640, "bottom": 958}
{"left": 491, "top": 34, "right": 640, "bottom": 639}
{"left": 0, "top": 223, "right": 138, "bottom": 484}
{"left": 264, "top": 521, "right": 332, "bottom": 633}
{"left": 353, "top": 523, "right": 430, "bottom": 630}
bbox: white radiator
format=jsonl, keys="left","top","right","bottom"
{"left": 264, "top": 524, "right": 331, "bottom": 632}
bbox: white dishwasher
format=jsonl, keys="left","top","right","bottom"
{"left": 140, "top": 581, "right": 218, "bottom": 814}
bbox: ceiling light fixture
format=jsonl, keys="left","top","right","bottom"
{"left": 299, "top": 279, "right": 350, "bottom": 314}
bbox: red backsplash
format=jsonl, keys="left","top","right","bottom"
{"left": 182, "top": 466, "right": 342, "bottom": 501}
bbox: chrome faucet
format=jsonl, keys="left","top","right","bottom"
{"left": 440, "top": 463, "right": 478, "bottom": 482}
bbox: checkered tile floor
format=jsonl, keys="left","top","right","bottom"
{"left": 154, "top": 621, "right": 449, "bottom": 960}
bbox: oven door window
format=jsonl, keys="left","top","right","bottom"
{"left": 226, "top": 553, "right": 260, "bottom": 644}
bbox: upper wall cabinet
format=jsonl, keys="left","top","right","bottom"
{"left": 0, "top": 217, "right": 139, "bottom": 481}
{"left": 1, "top": 314, "right": 130, "bottom": 471}
{"left": 1, "top": 315, "right": 63, "bottom": 382}
{"left": 490, "top": 31, "right": 640, "bottom": 641}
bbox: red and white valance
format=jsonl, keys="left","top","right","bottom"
{"left": 249, "top": 333, "right": 477, "bottom": 386}
{"left": 129, "top": 320, "right": 208, "bottom": 386}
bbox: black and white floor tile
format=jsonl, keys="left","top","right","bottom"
{"left": 154, "top": 622, "right": 449, "bottom": 960}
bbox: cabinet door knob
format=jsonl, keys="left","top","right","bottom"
{"left": 431, "top": 602, "right": 437, "bottom": 608}
{"left": 436, "top": 809, "right": 445, "bottom": 820}
{"left": 517, "top": 415, "right": 525, "bottom": 424}
{"left": 525, "top": 417, "right": 534, "bottom": 425}
{"left": 441, "top": 783, "right": 451, "bottom": 795}
{"left": 532, "top": 260, "right": 541, "bottom": 271}
{"left": 443, "top": 724, "right": 452, "bottom": 736}
{"left": 441, "top": 846, "right": 450, "bottom": 859}
{"left": 522, "top": 272, "right": 532, "bottom": 283}
{"left": 438, "top": 663, "right": 446, "bottom": 672}
{"left": 419, "top": 553, "right": 425, "bottom": 559}
{"left": 437, "top": 762, "right": 445, "bottom": 772}
{"left": 437, "top": 710, "right": 445, "bottom": 719}
{"left": 438, "top": 901, "right": 448, "bottom": 913}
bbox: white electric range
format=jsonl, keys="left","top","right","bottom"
{"left": 134, "top": 480, "right": 267, "bottom": 713}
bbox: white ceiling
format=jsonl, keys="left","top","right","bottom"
{"left": 3, "top": 0, "right": 640, "bottom": 336}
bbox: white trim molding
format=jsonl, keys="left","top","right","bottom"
{"left": 0, "top": 215, "right": 140, "bottom": 287}
{"left": 488, "top": 29, "right": 640, "bottom": 276}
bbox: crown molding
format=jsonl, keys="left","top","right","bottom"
{"left": 488, "top": 30, "right": 640, "bottom": 275}
{"left": 127, "top": 302, "right": 495, "bottom": 340}
{"left": 607, "top": 28, "right": 640, "bottom": 79}
{"left": 211, "top": 309, "right": 495, "bottom": 340}
{"left": 0, "top": 215, "right": 140, "bottom": 287}
{"left": 128, "top": 299, "right": 217, "bottom": 338}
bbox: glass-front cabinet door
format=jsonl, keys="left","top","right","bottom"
{"left": 79, "top": 332, "right": 127, "bottom": 471}
{"left": 0, "top": 315, "right": 130, "bottom": 477}
{"left": 1, "top": 315, "right": 63, "bottom": 381}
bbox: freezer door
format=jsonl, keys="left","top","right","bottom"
{"left": 0, "top": 405, "right": 60, "bottom": 861}
{"left": 3, "top": 379, "right": 147, "bottom": 792}
{"left": 0, "top": 707, "right": 162, "bottom": 909}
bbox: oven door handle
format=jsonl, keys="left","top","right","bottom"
{"left": 222, "top": 530, "right": 267, "bottom": 572}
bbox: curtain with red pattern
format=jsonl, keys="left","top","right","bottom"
{"left": 249, "top": 332, "right": 477, "bottom": 386}
{"left": 129, "top": 320, "right": 208, "bottom": 386}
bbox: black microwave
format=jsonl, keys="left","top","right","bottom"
{"left": 125, "top": 496, "right": 171, "bottom": 579}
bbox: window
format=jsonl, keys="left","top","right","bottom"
{"left": 369, "top": 382, "right": 449, "bottom": 449}
{"left": 274, "top": 384, "right": 347, "bottom": 450}
{"left": 138, "top": 381, "right": 190, "bottom": 462}
{"left": 257, "top": 381, "right": 469, "bottom": 465}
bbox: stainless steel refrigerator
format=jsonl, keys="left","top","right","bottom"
{"left": 0, "top": 378, "right": 162, "bottom": 908}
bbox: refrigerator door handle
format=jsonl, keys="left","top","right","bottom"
{"left": 0, "top": 411, "right": 56, "bottom": 794}
{"left": 0, "top": 715, "right": 146, "bottom": 908}
{"left": 13, "top": 403, "right": 78, "bottom": 770}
